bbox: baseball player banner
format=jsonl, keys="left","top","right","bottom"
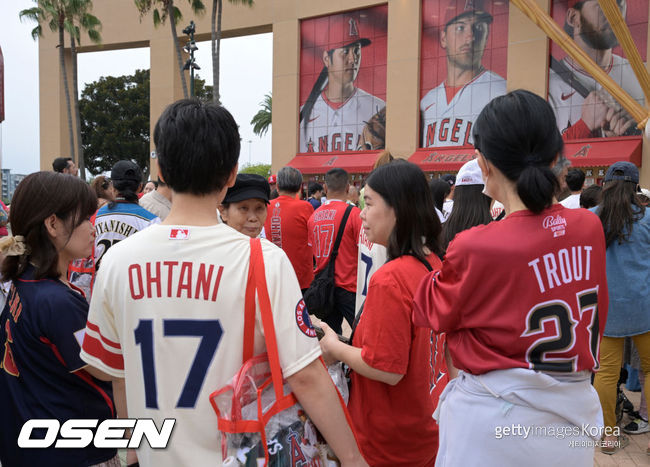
{"left": 420, "top": 0, "right": 509, "bottom": 148}
{"left": 548, "top": 0, "right": 649, "bottom": 139}
{"left": 299, "top": 7, "right": 388, "bottom": 153}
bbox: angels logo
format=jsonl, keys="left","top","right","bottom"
{"left": 169, "top": 228, "right": 189, "bottom": 240}
{"left": 295, "top": 299, "right": 317, "bottom": 338}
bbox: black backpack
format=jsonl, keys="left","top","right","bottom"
{"left": 303, "top": 204, "right": 354, "bottom": 320}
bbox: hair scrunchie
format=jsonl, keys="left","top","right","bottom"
{"left": 0, "top": 235, "right": 29, "bottom": 257}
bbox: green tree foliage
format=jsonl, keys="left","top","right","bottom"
{"left": 79, "top": 69, "right": 212, "bottom": 176}
{"left": 134, "top": 0, "right": 205, "bottom": 99}
{"left": 240, "top": 163, "right": 270, "bottom": 178}
{"left": 250, "top": 92, "right": 271, "bottom": 137}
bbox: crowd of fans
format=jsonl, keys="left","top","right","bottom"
{"left": 0, "top": 91, "right": 649, "bottom": 466}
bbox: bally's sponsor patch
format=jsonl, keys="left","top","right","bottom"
{"left": 295, "top": 299, "right": 316, "bottom": 338}
{"left": 169, "top": 228, "right": 190, "bottom": 240}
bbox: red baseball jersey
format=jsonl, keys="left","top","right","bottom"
{"left": 263, "top": 195, "right": 315, "bottom": 289}
{"left": 308, "top": 200, "right": 362, "bottom": 293}
{"left": 413, "top": 204, "right": 609, "bottom": 375}
{"left": 350, "top": 254, "right": 442, "bottom": 466}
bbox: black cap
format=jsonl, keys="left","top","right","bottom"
{"left": 604, "top": 161, "right": 639, "bottom": 184}
{"left": 441, "top": 174, "right": 456, "bottom": 186}
{"left": 222, "top": 174, "right": 271, "bottom": 204}
{"left": 111, "top": 160, "right": 142, "bottom": 182}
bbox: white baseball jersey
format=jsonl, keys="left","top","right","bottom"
{"left": 94, "top": 202, "right": 160, "bottom": 268}
{"left": 355, "top": 228, "right": 388, "bottom": 316}
{"left": 80, "top": 223, "right": 320, "bottom": 467}
{"left": 300, "top": 88, "right": 385, "bottom": 153}
{"left": 420, "top": 70, "right": 507, "bottom": 147}
{"left": 548, "top": 55, "right": 644, "bottom": 136}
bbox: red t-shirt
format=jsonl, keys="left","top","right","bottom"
{"left": 263, "top": 195, "right": 314, "bottom": 289}
{"left": 350, "top": 254, "right": 443, "bottom": 467}
{"left": 414, "top": 204, "right": 609, "bottom": 375}
{"left": 307, "top": 200, "right": 362, "bottom": 292}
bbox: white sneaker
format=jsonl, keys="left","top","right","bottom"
{"left": 623, "top": 418, "right": 650, "bottom": 434}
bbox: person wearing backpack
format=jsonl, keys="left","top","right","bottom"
{"left": 307, "top": 168, "right": 362, "bottom": 334}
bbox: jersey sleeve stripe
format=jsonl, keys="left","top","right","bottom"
{"left": 81, "top": 332, "right": 125, "bottom": 371}
{"left": 73, "top": 368, "right": 115, "bottom": 417}
{"left": 85, "top": 321, "right": 122, "bottom": 350}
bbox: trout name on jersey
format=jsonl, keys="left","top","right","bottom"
{"left": 128, "top": 261, "right": 224, "bottom": 301}
{"left": 528, "top": 246, "right": 593, "bottom": 294}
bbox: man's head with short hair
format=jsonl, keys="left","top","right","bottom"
{"left": 441, "top": 0, "right": 493, "bottom": 73}
{"left": 580, "top": 184, "right": 602, "bottom": 208}
{"left": 153, "top": 99, "right": 240, "bottom": 195}
{"left": 52, "top": 157, "right": 77, "bottom": 176}
{"left": 308, "top": 181, "right": 323, "bottom": 198}
{"left": 277, "top": 167, "right": 303, "bottom": 194}
{"left": 565, "top": 168, "right": 586, "bottom": 192}
{"left": 324, "top": 168, "right": 350, "bottom": 195}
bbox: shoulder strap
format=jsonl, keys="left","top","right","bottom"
{"left": 330, "top": 204, "right": 354, "bottom": 265}
{"left": 248, "top": 238, "right": 285, "bottom": 402}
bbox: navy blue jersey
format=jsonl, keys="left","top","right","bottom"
{"left": 0, "top": 266, "right": 115, "bottom": 466}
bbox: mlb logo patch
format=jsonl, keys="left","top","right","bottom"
{"left": 169, "top": 228, "right": 190, "bottom": 240}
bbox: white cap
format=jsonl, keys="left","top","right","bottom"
{"left": 640, "top": 187, "right": 650, "bottom": 198}
{"left": 455, "top": 159, "right": 484, "bottom": 186}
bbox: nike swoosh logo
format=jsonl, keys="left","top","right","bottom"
{"left": 308, "top": 116, "right": 319, "bottom": 123}
{"left": 561, "top": 91, "right": 576, "bottom": 101}
{"left": 424, "top": 102, "right": 436, "bottom": 111}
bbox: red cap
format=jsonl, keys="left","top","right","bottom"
{"left": 268, "top": 174, "right": 277, "bottom": 185}
{"left": 443, "top": 0, "right": 494, "bottom": 27}
{"left": 308, "top": 14, "right": 372, "bottom": 53}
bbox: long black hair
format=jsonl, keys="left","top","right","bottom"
{"left": 598, "top": 180, "right": 645, "bottom": 247}
{"left": 365, "top": 160, "right": 442, "bottom": 263}
{"left": 473, "top": 90, "right": 564, "bottom": 213}
{"left": 442, "top": 185, "right": 492, "bottom": 251}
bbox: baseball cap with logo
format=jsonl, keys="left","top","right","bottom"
{"left": 268, "top": 174, "right": 277, "bottom": 185}
{"left": 111, "top": 160, "right": 142, "bottom": 182}
{"left": 223, "top": 174, "right": 271, "bottom": 205}
{"left": 444, "top": 0, "right": 494, "bottom": 28}
{"left": 455, "top": 159, "right": 484, "bottom": 186}
{"left": 604, "top": 161, "right": 639, "bottom": 183}
{"left": 325, "top": 15, "right": 372, "bottom": 52}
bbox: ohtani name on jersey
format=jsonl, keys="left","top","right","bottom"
{"left": 308, "top": 133, "right": 361, "bottom": 152}
{"left": 528, "top": 246, "right": 593, "bottom": 294}
{"left": 128, "top": 262, "right": 224, "bottom": 301}
{"left": 424, "top": 119, "right": 472, "bottom": 146}
{"left": 95, "top": 220, "right": 136, "bottom": 237}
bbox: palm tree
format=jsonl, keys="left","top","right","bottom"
{"left": 250, "top": 93, "right": 271, "bottom": 137}
{"left": 135, "top": 0, "right": 205, "bottom": 99}
{"left": 211, "top": 0, "right": 253, "bottom": 105}
{"left": 20, "top": 1, "right": 76, "bottom": 165}
{"left": 66, "top": 0, "right": 101, "bottom": 180}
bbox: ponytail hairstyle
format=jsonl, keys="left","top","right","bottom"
{"left": 1, "top": 172, "right": 97, "bottom": 281}
{"left": 598, "top": 179, "right": 645, "bottom": 247}
{"left": 300, "top": 65, "right": 329, "bottom": 134}
{"left": 365, "top": 160, "right": 443, "bottom": 262}
{"left": 472, "top": 90, "right": 563, "bottom": 213}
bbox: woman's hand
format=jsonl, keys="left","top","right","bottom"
{"left": 319, "top": 322, "right": 342, "bottom": 366}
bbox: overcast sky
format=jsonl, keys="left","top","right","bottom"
{"left": 0, "top": 0, "right": 272, "bottom": 176}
